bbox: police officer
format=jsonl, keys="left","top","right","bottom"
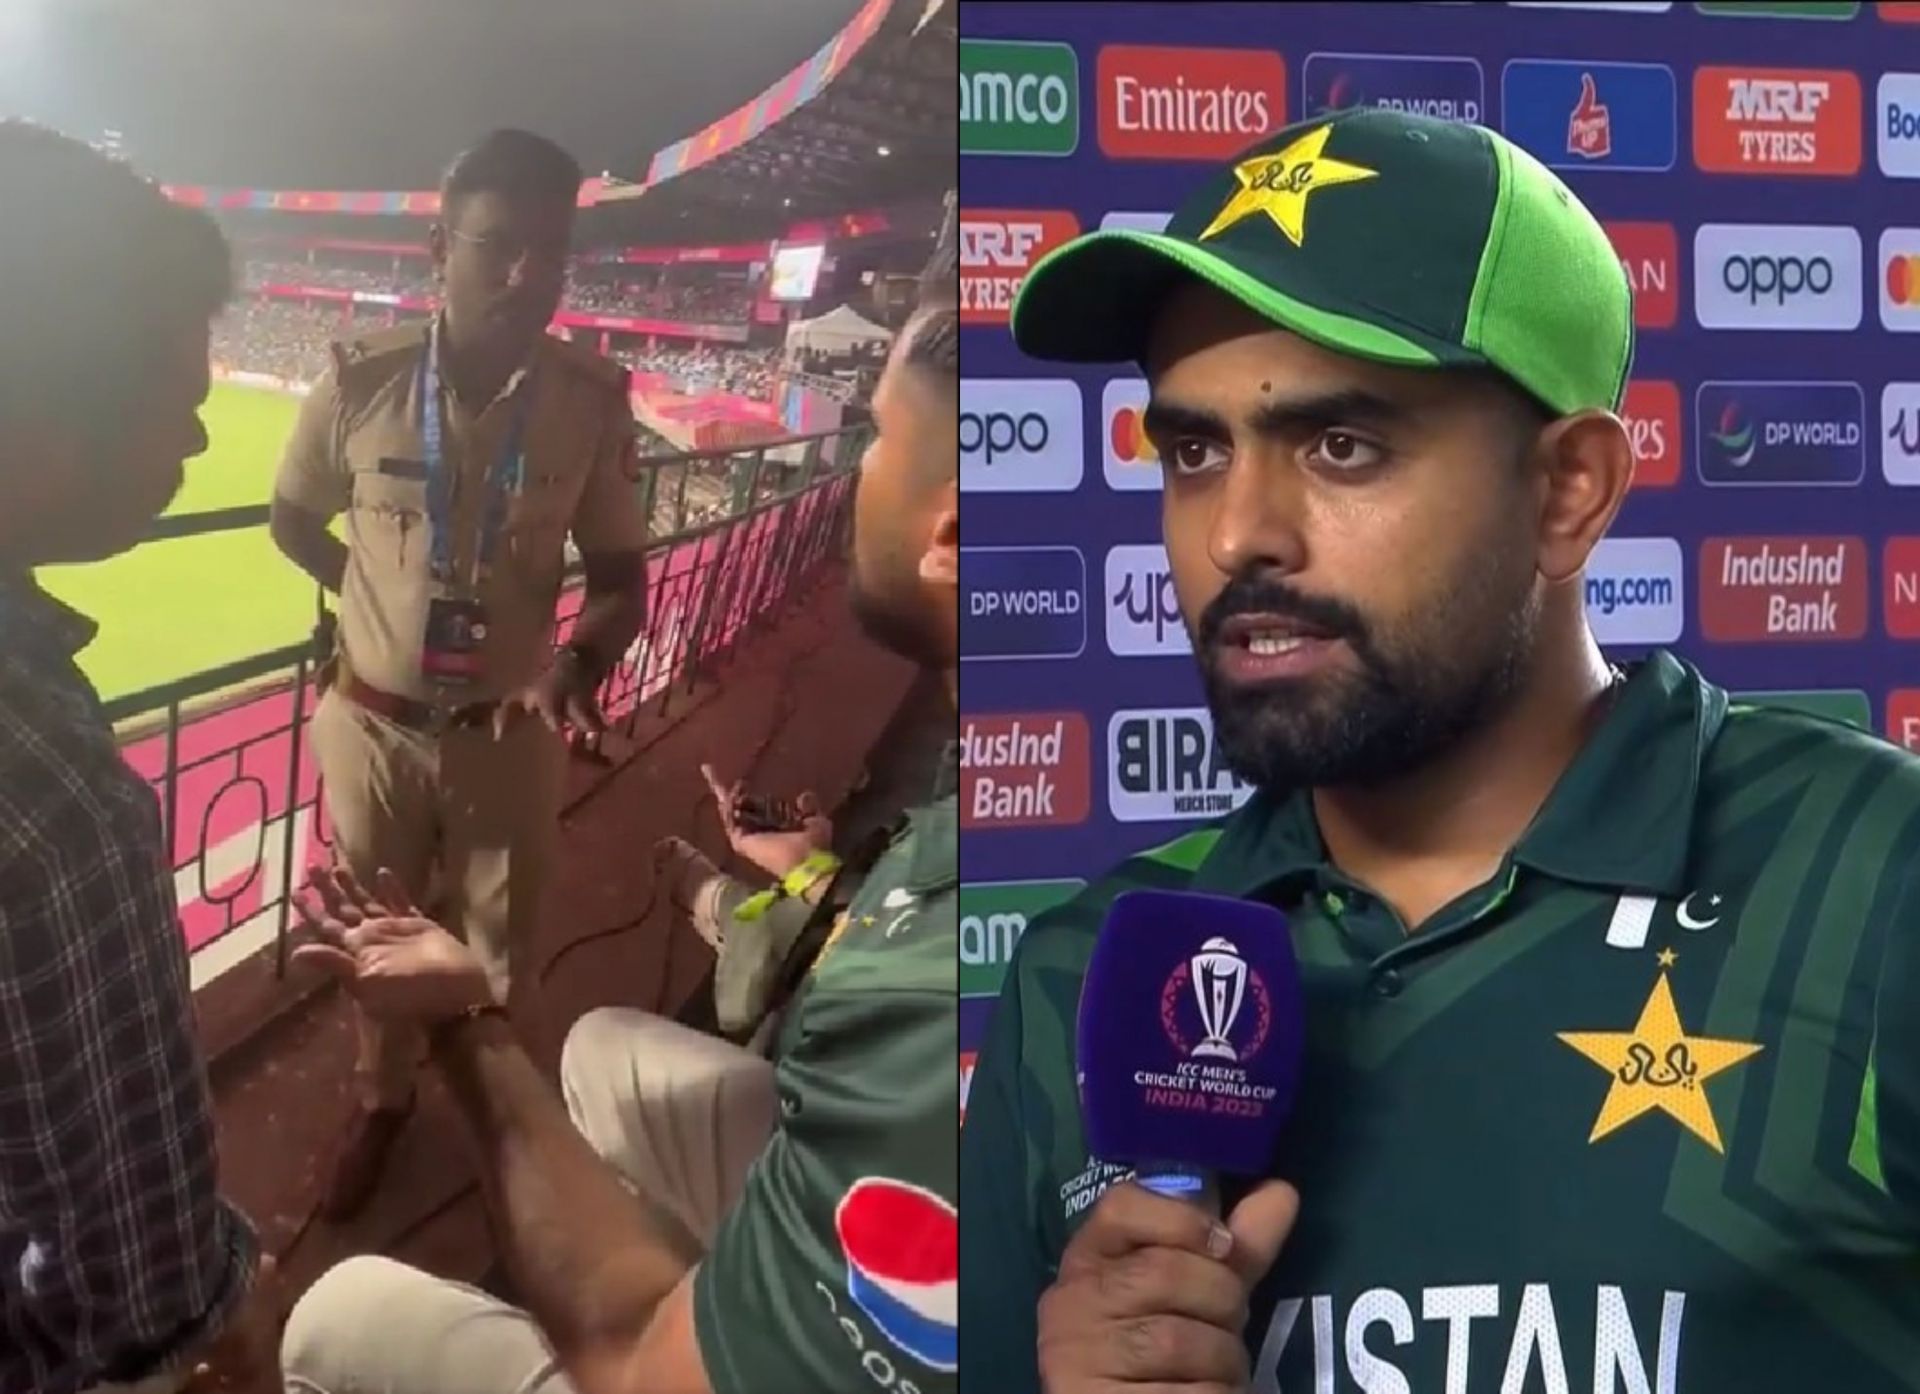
{"left": 277, "top": 221, "right": 960, "bottom": 1394}
{"left": 268, "top": 129, "right": 649, "bottom": 1221}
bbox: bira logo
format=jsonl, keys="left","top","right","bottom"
{"left": 1699, "top": 537, "right": 1868, "bottom": 641}
{"left": 961, "top": 713, "right": 1092, "bottom": 829}
{"left": 1098, "top": 45, "right": 1287, "bottom": 160}
{"left": 958, "top": 210, "right": 1080, "bottom": 326}
{"left": 1694, "top": 66, "right": 1862, "bottom": 175}
{"left": 1107, "top": 708, "right": 1255, "bottom": 822}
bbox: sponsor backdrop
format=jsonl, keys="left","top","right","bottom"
{"left": 956, "top": 0, "right": 1920, "bottom": 1084}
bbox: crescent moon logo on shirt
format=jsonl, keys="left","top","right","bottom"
{"left": 1604, "top": 890, "right": 1730, "bottom": 950}
{"left": 1675, "top": 892, "right": 1725, "bottom": 931}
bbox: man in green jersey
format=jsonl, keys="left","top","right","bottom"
{"left": 961, "top": 107, "right": 1920, "bottom": 1393}
{"left": 277, "top": 235, "right": 960, "bottom": 1394}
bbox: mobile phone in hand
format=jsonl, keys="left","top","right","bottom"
{"left": 733, "top": 794, "right": 801, "bottom": 834}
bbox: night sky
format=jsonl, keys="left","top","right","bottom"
{"left": 0, "top": 0, "right": 867, "bottom": 187}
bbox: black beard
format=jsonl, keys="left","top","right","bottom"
{"left": 1198, "top": 568, "right": 1537, "bottom": 792}
{"left": 849, "top": 567, "right": 942, "bottom": 668}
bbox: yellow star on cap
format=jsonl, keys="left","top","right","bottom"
{"left": 1656, "top": 947, "right": 1678, "bottom": 968}
{"left": 1198, "top": 125, "right": 1379, "bottom": 246}
{"left": 1557, "top": 973, "right": 1762, "bottom": 1153}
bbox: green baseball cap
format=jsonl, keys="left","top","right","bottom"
{"left": 1010, "top": 108, "right": 1633, "bottom": 416}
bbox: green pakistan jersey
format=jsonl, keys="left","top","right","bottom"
{"left": 960, "top": 654, "right": 1920, "bottom": 1393}
{"left": 696, "top": 753, "right": 958, "bottom": 1394}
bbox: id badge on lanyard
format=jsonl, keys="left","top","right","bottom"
{"left": 418, "top": 329, "right": 530, "bottom": 691}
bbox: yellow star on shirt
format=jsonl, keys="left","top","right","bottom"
{"left": 1557, "top": 973, "right": 1763, "bottom": 1153}
{"left": 1197, "top": 125, "right": 1379, "bottom": 246}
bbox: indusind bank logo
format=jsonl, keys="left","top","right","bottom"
{"left": 961, "top": 713, "right": 1092, "bottom": 829}
{"left": 1699, "top": 537, "right": 1868, "bottom": 641}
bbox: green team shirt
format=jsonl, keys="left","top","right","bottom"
{"left": 696, "top": 753, "right": 958, "bottom": 1394}
{"left": 961, "top": 654, "right": 1920, "bottom": 1393}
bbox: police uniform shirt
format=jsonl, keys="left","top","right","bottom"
{"left": 273, "top": 321, "right": 646, "bottom": 704}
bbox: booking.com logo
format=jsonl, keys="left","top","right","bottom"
{"left": 1585, "top": 537, "right": 1684, "bottom": 643}
{"left": 1586, "top": 573, "right": 1676, "bottom": 615}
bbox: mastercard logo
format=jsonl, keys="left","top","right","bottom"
{"left": 1108, "top": 405, "right": 1160, "bottom": 464}
{"left": 1889, "top": 252, "right": 1920, "bottom": 306}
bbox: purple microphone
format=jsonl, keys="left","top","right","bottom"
{"left": 1076, "top": 890, "right": 1304, "bottom": 1216}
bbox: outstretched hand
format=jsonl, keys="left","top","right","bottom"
{"left": 292, "top": 866, "right": 496, "bottom": 1027}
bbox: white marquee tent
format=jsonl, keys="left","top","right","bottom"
{"left": 785, "top": 303, "right": 893, "bottom": 355}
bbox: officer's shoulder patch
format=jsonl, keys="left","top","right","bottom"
{"left": 540, "top": 333, "right": 630, "bottom": 395}
{"left": 329, "top": 322, "right": 428, "bottom": 386}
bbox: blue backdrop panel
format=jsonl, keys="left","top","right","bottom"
{"left": 958, "top": 0, "right": 1920, "bottom": 1074}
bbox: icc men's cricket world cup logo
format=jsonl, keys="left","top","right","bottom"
{"left": 1160, "top": 937, "right": 1273, "bottom": 1062}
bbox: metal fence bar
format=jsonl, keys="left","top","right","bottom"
{"left": 102, "top": 423, "right": 868, "bottom": 974}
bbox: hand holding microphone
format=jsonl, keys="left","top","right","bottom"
{"left": 1038, "top": 1174, "right": 1299, "bottom": 1393}
{"left": 1039, "top": 890, "right": 1307, "bottom": 1393}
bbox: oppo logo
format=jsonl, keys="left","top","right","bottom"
{"left": 960, "top": 411, "right": 1049, "bottom": 462}
{"left": 1694, "top": 224, "right": 1861, "bottom": 331}
{"left": 958, "top": 380, "right": 1084, "bottom": 494}
{"left": 1721, "top": 253, "right": 1832, "bottom": 303}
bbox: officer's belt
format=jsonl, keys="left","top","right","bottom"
{"left": 338, "top": 674, "right": 498, "bottom": 734}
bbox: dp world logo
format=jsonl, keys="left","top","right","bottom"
{"left": 1161, "top": 938, "right": 1273, "bottom": 1062}
{"left": 1708, "top": 398, "right": 1756, "bottom": 468}
{"left": 1696, "top": 381, "right": 1865, "bottom": 486}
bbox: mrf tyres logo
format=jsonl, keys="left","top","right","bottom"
{"left": 1693, "top": 66, "right": 1861, "bottom": 175}
{"left": 960, "top": 40, "right": 1079, "bottom": 156}
{"left": 958, "top": 210, "right": 1080, "bottom": 326}
{"left": 1700, "top": 537, "right": 1868, "bottom": 641}
{"left": 1108, "top": 708, "right": 1255, "bottom": 823}
{"left": 1105, "top": 544, "right": 1189, "bottom": 656}
{"left": 961, "top": 713, "right": 1091, "bottom": 829}
{"left": 1097, "top": 45, "right": 1287, "bottom": 160}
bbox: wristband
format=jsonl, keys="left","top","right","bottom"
{"left": 733, "top": 851, "right": 842, "bottom": 924}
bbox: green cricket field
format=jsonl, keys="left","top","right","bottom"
{"left": 35, "top": 383, "right": 311, "bottom": 706}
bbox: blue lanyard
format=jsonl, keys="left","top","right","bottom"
{"left": 419, "top": 327, "right": 532, "bottom": 590}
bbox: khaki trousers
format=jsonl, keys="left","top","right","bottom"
{"left": 309, "top": 688, "right": 565, "bottom": 1106}
{"left": 280, "top": 1010, "right": 777, "bottom": 1394}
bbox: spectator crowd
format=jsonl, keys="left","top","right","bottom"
{"left": 566, "top": 273, "right": 755, "bottom": 323}
{"left": 210, "top": 298, "right": 354, "bottom": 383}
{"left": 616, "top": 343, "right": 781, "bottom": 400}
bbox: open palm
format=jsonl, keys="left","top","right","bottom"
{"left": 292, "top": 867, "right": 496, "bottom": 1025}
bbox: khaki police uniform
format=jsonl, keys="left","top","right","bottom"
{"left": 275, "top": 319, "right": 646, "bottom": 1103}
